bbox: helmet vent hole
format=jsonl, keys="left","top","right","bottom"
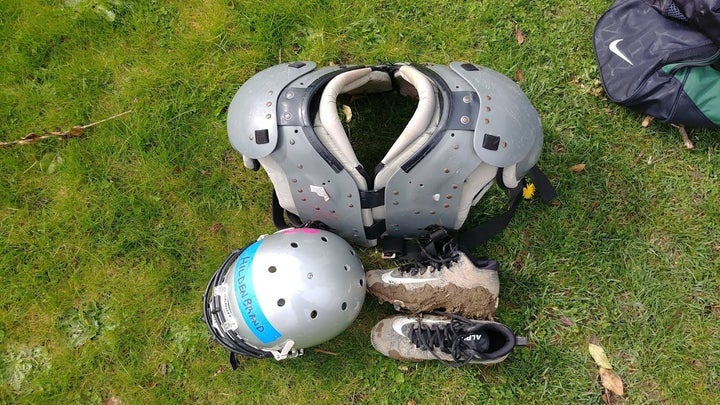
{"left": 310, "top": 310, "right": 318, "bottom": 319}
{"left": 291, "top": 242, "right": 298, "bottom": 248}
{"left": 321, "top": 236, "right": 328, "bottom": 242}
{"left": 359, "top": 279, "right": 364, "bottom": 287}
{"left": 277, "top": 298, "right": 285, "bottom": 307}
{"left": 268, "top": 266, "right": 277, "bottom": 273}
{"left": 350, "top": 250, "right": 356, "bottom": 256}
{"left": 341, "top": 302, "right": 347, "bottom": 311}
{"left": 344, "top": 264, "right": 350, "bottom": 271}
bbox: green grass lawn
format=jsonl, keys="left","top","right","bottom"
{"left": 2, "top": 0, "right": 719, "bottom": 403}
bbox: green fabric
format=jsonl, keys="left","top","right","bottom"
{"left": 663, "top": 64, "right": 720, "bottom": 125}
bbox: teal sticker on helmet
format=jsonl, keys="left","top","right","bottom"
{"left": 233, "top": 240, "right": 282, "bottom": 344}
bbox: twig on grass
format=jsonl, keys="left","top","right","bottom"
{"left": 641, "top": 115, "right": 695, "bottom": 150}
{"left": 671, "top": 124, "right": 694, "bottom": 150}
{"left": 0, "top": 110, "right": 133, "bottom": 149}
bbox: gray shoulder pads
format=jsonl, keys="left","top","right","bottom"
{"left": 225, "top": 61, "right": 549, "bottom": 249}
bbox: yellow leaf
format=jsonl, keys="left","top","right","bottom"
{"left": 599, "top": 367, "right": 624, "bottom": 396}
{"left": 342, "top": 104, "right": 352, "bottom": 123}
{"left": 569, "top": 163, "right": 586, "bottom": 173}
{"left": 588, "top": 343, "right": 613, "bottom": 369}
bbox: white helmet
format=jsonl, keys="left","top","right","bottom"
{"left": 203, "top": 228, "right": 366, "bottom": 362}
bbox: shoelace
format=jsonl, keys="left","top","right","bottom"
{"left": 408, "top": 313, "right": 491, "bottom": 367}
{"left": 397, "top": 239, "right": 461, "bottom": 276}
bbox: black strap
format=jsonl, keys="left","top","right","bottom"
{"left": 456, "top": 183, "right": 524, "bottom": 248}
{"left": 381, "top": 227, "right": 448, "bottom": 260}
{"left": 458, "top": 165, "right": 557, "bottom": 247}
{"left": 457, "top": 165, "right": 557, "bottom": 249}
{"left": 364, "top": 219, "right": 386, "bottom": 241}
{"left": 360, "top": 188, "right": 385, "bottom": 208}
{"left": 528, "top": 165, "right": 558, "bottom": 204}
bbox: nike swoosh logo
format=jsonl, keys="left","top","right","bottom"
{"left": 609, "top": 39, "right": 634, "bottom": 66}
{"left": 381, "top": 272, "right": 439, "bottom": 284}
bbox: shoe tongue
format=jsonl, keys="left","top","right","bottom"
{"left": 460, "top": 331, "right": 490, "bottom": 352}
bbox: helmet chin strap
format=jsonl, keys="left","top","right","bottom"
{"left": 268, "top": 339, "right": 302, "bottom": 360}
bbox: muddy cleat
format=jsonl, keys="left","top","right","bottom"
{"left": 366, "top": 241, "right": 499, "bottom": 319}
{"left": 370, "top": 313, "right": 527, "bottom": 366}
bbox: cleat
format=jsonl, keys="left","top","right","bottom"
{"left": 370, "top": 313, "right": 526, "bottom": 366}
{"left": 366, "top": 240, "right": 499, "bottom": 319}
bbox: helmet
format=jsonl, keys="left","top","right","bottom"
{"left": 203, "top": 227, "right": 366, "bottom": 361}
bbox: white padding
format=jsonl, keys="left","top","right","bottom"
{"left": 260, "top": 156, "right": 297, "bottom": 215}
{"left": 318, "top": 68, "right": 375, "bottom": 174}
{"left": 454, "top": 163, "right": 497, "bottom": 228}
{"left": 314, "top": 65, "right": 441, "bottom": 226}
{"left": 501, "top": 164, "right": 520, "bottom": 189}
{"left": 381, "top": 66, "right": 437, "bottom": 165}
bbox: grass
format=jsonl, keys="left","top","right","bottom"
{"left": 1, "top": 0, "right": 719, "bottom": 403}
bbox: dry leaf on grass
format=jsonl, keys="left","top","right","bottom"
{"left": 589, "top": 343, "right": 613, "bottom": 369}
{"left": 559, "top": 316, "right": 574, "bottom": 326}
{"left": 641, "top": 115, "right": 654, "bottom": 127}
{"left": 569, "top": 163, "right": 586, "bottom": 173}
{"left": 342, "top": 104, "right": 353, "bottom": 123}
{"left": 515, "top": 24, "right": 525, "bottom": 44}
{"left": 103, "top": 397, "right": 123, "bottom": 405}
{"left": 599, "top": 367, "right": 624, "bottom": 396}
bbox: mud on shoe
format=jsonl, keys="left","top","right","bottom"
{"left": 370, "top": 312, "right": 527, "bottom": 366}
{"left": 366, "top": 241, "right": 499, "bottom": 319}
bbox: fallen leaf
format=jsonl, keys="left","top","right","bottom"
{"left": 641, "top": 115, "right": 654, "bottom": 127}
{"left": 103, "top": 397, "right": 123, "bottom": 405}
{"left": 559, "top": 316, "right": 574, "bottom": 326}
{"left": 589, "top": 343, "right": 613, "bottom": 369}
{"left": 67, "top": 126, "right": 85, "bottom": 137}
{"left": 599, "top": 367, "right": 624, "bottom": 396}
{"left": 569, "top": 163, "right": 586, "bottom": 173}
{"left": 515, "top": 24, "right": 525, "bottom": 44}
{"left": 342, "top": 104, "right": 352, "bottom": 123}
{"left": 515, "top": 68, "right": 525, "bottom": 82}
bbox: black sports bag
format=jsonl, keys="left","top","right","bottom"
{"left": 593, "top": 0, "right": 720, "bottom": 128}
